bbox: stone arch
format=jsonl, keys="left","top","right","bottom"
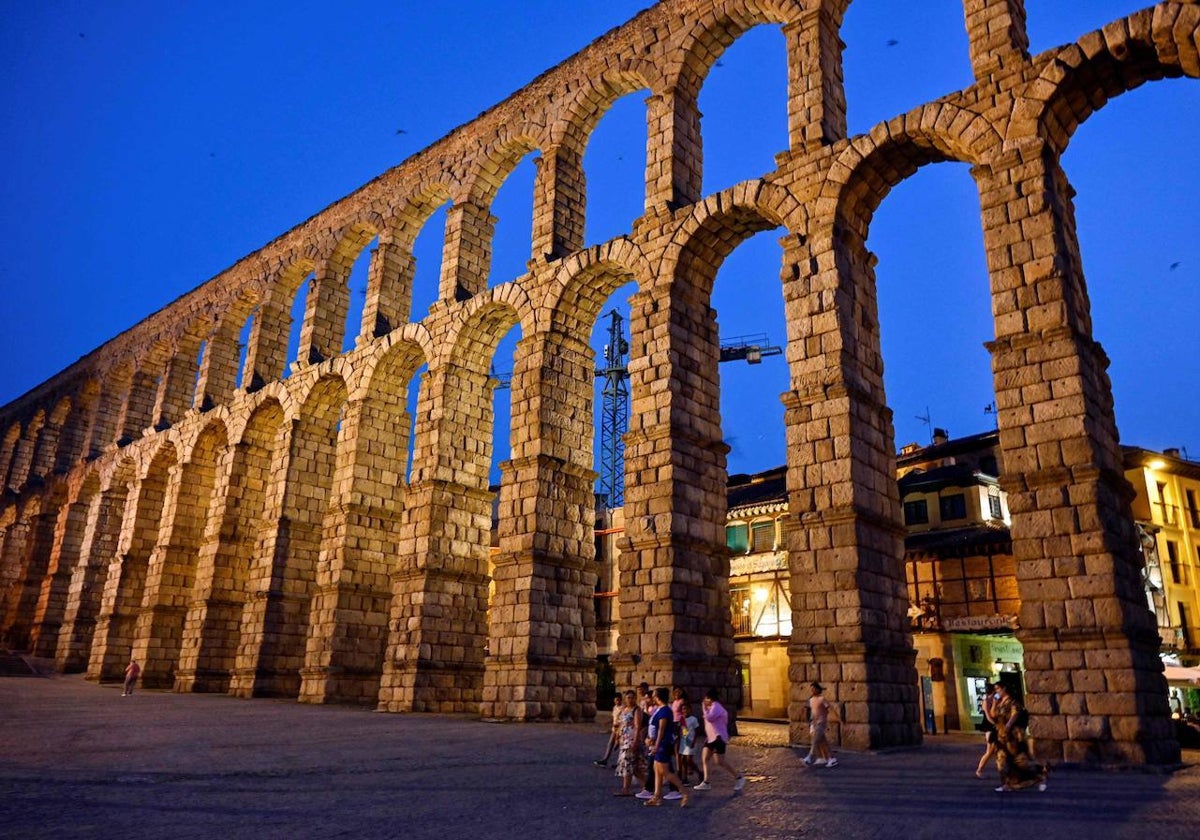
{"left": 822, "top": 104, "right": 1004, "bottom": 246}
{"left": 138, "top": 418, "right": 229, "bottom": 688}
{"left": 554, "top": 65, "right": 666, "bottom": 231}
{"left": 0, "top": 423, "right": 20, "bottom": 490}
{"left": 0, "top": 479, "right": 68, "bottom": 650}
{"left": 543, "top": 238, "right": 650, "bottom": 337}
{"left": 556, "top": 64, "right": 666, "bottom": 152}
{"left": 88, "top": 441, "right": 177, "bottom": 681}
{"left": 444, "top": 286, "right": 533, "bottom": 374}
{"left": 233, "top": 373, "right": 346, "bottom": 699}
{"left": 254, "top": 258, "right": 318, "bottom": 383}
{"left": 464, "top": 132, "right": 546, "bottom": 209}
{"left": 28, "top": 398, "right": 72, "bottom": 482}
{"left": 1011, "top": 4, "right": 1200, "bottom": 155}
{"left": 55, "top": 380, "right": 99, "bottom": 472}
{"left": 660, "top": 183, "right": 793, "bottom": 303}
{"left": 40, "top": 468, "right": 104, "bottom": 658}
{"left": 299, "top": 342, "right": 428, "bottom": 706}
{"left": 193, "top": 289, "right": 262, "bottom": 409}
{"left": 177, "top": 397, "right": 285, "bottom": 693}
{"left": 5, "top": 410, "right": 46, "bottom": 491}
{"left": 376, "top": 183, "right": 457, "bottom": 329}
{"left": 670, "top": 0, "right": 804, "bottom": 101}
{"left": 351, "top": 322, "right": 435, "bottom": 403}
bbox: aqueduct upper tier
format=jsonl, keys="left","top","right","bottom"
{"left": 2, "top": 0, "right": 1196, "bottom": 765}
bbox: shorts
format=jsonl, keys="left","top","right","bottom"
{"left": 706, "top": 737, "right": 726, "bottom": 755}
{"left": 653, "top": 744, "right": 674, "bottom": 764}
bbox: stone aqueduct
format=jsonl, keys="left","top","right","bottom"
{"left": 1, "top": 0, "right": 1195, "bottom": 765}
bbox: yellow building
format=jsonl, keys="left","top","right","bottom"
{"left": 1123, "top": 446, "right": 1200, "bottom": 714}
{"left": 585, "top": 433, "right": 1200, "bottom": 723}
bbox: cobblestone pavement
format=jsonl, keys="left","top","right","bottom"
{"left": 2, "top": 674, "right": 1197, "bottom": 840}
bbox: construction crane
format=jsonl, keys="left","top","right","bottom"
{"left": 718, "top": 333, "right": 783, "bottom": 364}
{"left": 490, "top": 314, "right": 782, "bottom": 508}
{"left": 594, "top": 317, "right": 782, "bottom": 509}
{"left": 596, "top": 310, "right": 630, "bottom": 506}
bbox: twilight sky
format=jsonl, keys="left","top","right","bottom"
{"left": 1, "top": 1, "right": 1196, "bottom": 481}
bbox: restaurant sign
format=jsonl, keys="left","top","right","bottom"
{"left": 941, "top": 614, "right": 1018, "bottom": 632}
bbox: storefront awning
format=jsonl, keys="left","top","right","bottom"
{"left": 1164, "top": 665, "right": 1200, "bottom": 686}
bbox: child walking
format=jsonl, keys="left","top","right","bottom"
{"left": 678, "top": 700, "right": 700, "bottom": 784}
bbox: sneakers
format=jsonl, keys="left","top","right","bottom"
{"left": 813, "top": 758, "right": 827, "bottom": 766}
{"left": 734, "top": 775, "right": 746, "bottom": 791}
{"left": 692, "top": 781, "right": 711, "bottom": 791}
{"left": 825, "top": 758, "right": 839, "bottom": 768}
{"left": 994, "top": 786, "right": 1008, "bottom": 793}
{"left": 663, "top": 791, "right": 683, "bottom": 801}
{"left": 635, "top": 790, "right": 654, "bottom": 800}
{"left": 592, "top": 759, "right": 607, "bottom": 767}
{"left": 803, "top": 755, "right": 814, "bottom": 766}
{"left": 1037, "top": 782, "right": 1047, "bottom": 792}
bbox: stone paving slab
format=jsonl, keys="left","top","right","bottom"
{"left": 1, "top": 675, "right": 1197, "bottom": 840}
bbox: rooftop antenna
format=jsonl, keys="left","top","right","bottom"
{"left": 916, "top": 407, "right": 933, "bottom": 442}
{"left": 984, "top": 402, "right": 999, "bottom": 429}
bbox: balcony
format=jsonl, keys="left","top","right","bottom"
{"left": 1154, "top": 502, "right": 1180, "bottom": 527}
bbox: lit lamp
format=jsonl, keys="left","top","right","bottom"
{"left": 1149, "top": 458, "right": 1166, "bottom": 471}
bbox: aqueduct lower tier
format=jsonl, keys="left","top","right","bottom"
{"left": 2, "top": 0, "right": 1196, "bottom": 765}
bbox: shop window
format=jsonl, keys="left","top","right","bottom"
{"left": 731, "top": 586, "right": 753, "bottom": 635}
{"left": 904, "top": 499, "right": 929, "bottom": 525}
{"left": 726, "top": 523, "right": 748, "bottom": 553}
{"left": 939, "top": 493, "right": 966, "bottom": 521}
{"left": 750, "top": 520, "right": 776, "bottom": 553}
{"left": 729, "top": 580, "right": 792, "bottom": 638}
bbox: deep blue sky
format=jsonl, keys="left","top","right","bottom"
{"left": 2, "top": 1, "right": 1196, "bottom": 482}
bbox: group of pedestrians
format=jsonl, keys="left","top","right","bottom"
{"left": 596, "top": 683, "right": 745, "bottom": 807}
{"left": 976, "top": 681, "right": 1048, "bottom": 792}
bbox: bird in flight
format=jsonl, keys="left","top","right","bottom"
{"left": 1169, "top": 261, "right": 1182, "bottom": 271}
{"left": 395, "top": 129, "right": 408, "bottom": 135}
{"left": 886, "top": 39, "right": 899, "bottom": 47}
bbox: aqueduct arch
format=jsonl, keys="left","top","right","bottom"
{"left": 1, "top": 0, "right": 1193, "bottom": 766}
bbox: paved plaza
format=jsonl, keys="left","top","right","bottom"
{"left": 1, "top": 671, "right": 1197, "bottom": 839}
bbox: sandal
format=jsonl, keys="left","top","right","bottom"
{"left": 613, "top": 790, "right": 632, "bottom": 797}
{"left": 643, "top": 797, "right": 662, "bottom": 807}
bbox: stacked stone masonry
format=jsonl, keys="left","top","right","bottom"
{"left": 1, "top": 0, "right": 1195, "bottom": 764}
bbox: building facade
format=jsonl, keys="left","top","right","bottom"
{"left": 593, "top": 430, "right": 1198, "bottom": 726}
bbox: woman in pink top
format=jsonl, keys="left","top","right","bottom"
{"left": 692, "top": 688, "right": 745, "bottom": 792}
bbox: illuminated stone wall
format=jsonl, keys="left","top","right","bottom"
{"left": 2, "top": 0, "right": 1195, "bottom": 764}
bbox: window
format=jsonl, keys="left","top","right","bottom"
{"left": 987, "top": 489, "right": 1003, "bottom": 520}
{"left": 1167, "top": 541, "right": 1185, "bottom": 585}
{"left": 939, "top": 493, "right": 966, "bottom": 521}
{"left": 726, "top": 523, "right": 748, "bottom": 553}
{"left": 730, "top": 586, "right": 752, "bottom": 635}
{"left": 1187, "top": 489, "right": 1200, "bottom": 529}
{"left": 904, "top": 499, "right": 929, "bottom": 525}
{"left": 980, "top": 455, "right": 999, "bottom": 477}
{"left": 750, "top": 520, "right": 776, "bottom": 553}
{"left": 729, "top": 579, "right": 792, "bottom": 638}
